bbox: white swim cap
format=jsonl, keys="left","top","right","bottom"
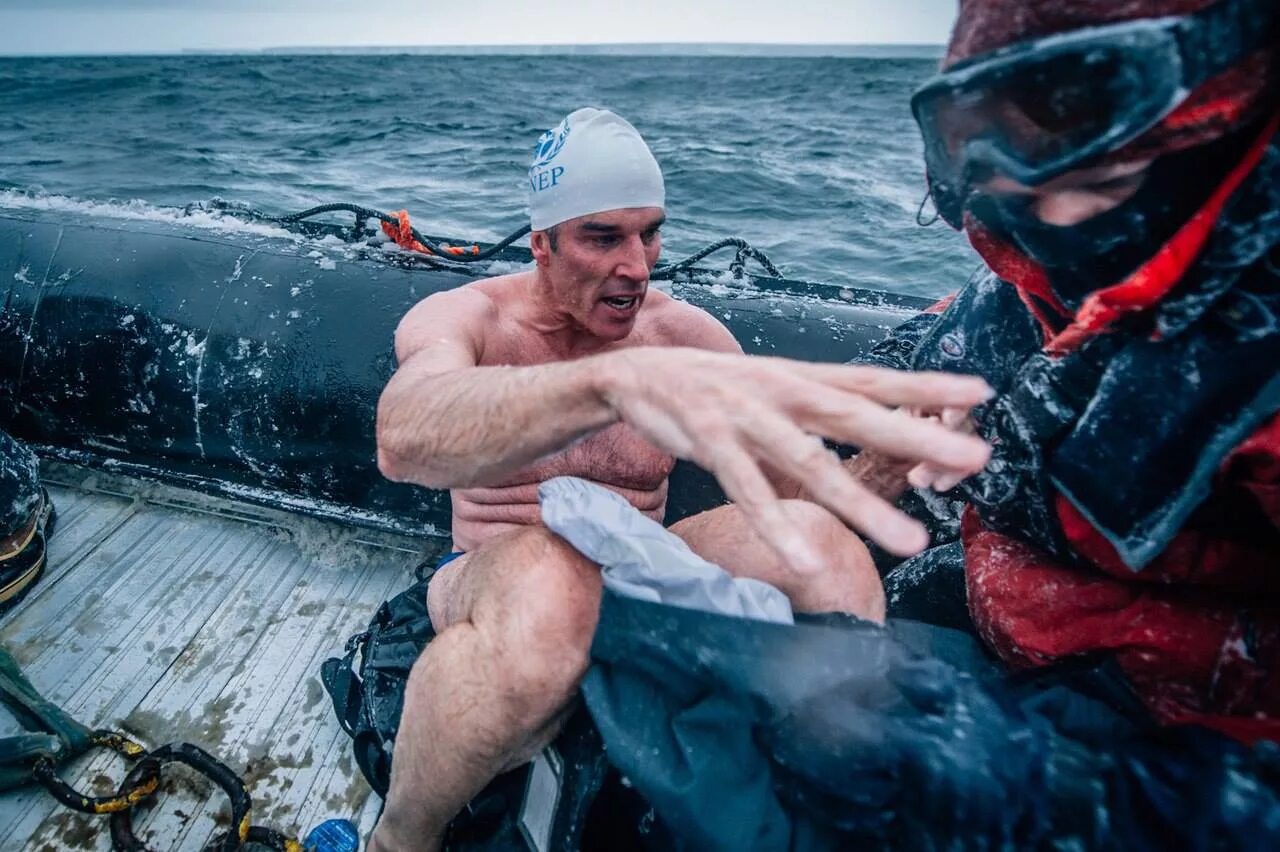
{"left": 527, "top": 107, "right": 665, "bottom": 232}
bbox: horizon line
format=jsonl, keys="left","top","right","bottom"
{"left": 1, "top": 41, "right": 946, "bottom": 59}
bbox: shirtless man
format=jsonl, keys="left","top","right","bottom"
{"left": 371, "top": 107, "right": 992, "bottom": 851}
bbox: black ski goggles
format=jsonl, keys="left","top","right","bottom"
{"left": 912, "top": 0, "right": 1278, "bottom": 228}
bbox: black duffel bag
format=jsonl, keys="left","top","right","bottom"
{"left": 320, "top": 567, "right": 433, "bottom": 799}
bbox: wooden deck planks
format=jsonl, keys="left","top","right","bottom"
{"left": 0, "top": 464, "right": 438, "bottom": 851}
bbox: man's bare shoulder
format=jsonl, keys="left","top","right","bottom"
{"left": 642, "top": 289, "right": 743, "bottom": 353}
{"left": 394, "top": 274, "right": 525, "bottom": 365}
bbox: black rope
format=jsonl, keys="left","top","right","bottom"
{"left": 265, "top": 202, "right": 531, "bottom": 263}
{"left": 206, "top": 200, "right": 784, "bottom": 280}
{"left": 2, "top": 635, "right": 302, "bottom": 851}
{"left": 31, "top": 731, "right": 154, "bottom": 815}
{"left": 654, "top": 237, "right": 783, "bottom": 280}
{"left": 107, "top": 741, "right": 295, "bottom": 851}
{"left": 271, "top": 201, "right": 388, "bottom": 225}
{"left": 198, "top": 200, "right": 526, "bottom": 267}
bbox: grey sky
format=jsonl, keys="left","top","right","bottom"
{"left": 0, "top": 1, "right": 959, "bottom": 55}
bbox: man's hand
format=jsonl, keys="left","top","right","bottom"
{"left": 905, "top": 407, "right": 980, "bottom": 493}
{"left": 598, "top": 348, "right": 992, "bottom": 574}
{"left": 839, "top": 408, "right": 979, "bottom": 509}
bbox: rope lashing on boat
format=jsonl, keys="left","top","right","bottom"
{"left": 245, "top": 201, "right": 533, "bottom": 262}
{"left": 200, "top": 198, "right": 785, "bottom": 280}
{"left": 0, "top": 644, "right": 301, "bottom": 851}
{"left": 378, "top": 209, "right": 481, "bottom": 256}
{"left": 651, "top": 237, "right": 783, "bottom": 280}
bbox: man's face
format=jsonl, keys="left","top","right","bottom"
{"left": 976, "top": 158, "right": 1153, "bottom": 226}
{"left": 532, "top": 207, "right": 665, "bottom": 341}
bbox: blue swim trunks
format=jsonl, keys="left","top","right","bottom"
{"left": 435, "top": 550, "right": 465, "bottom": 572}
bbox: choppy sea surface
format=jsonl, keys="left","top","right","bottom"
{"left": 0, "top": 54, "right": 979, "bottom": 297}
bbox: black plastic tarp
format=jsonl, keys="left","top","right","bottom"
{"left": 584, "top": 591, "right": 1280, "bottom": 851}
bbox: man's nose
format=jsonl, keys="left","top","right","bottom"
{"left": 614, "top": 235, "right": 650, "bottom": 280}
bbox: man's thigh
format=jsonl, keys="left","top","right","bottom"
{"left": 425, "top": 527, "right": 603, "bottom": 635}
{"left": 669, "top": 501, "right": 883, "bottom": 618}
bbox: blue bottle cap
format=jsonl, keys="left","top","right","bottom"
{"left": 303, "top": 818, "right": 361, "bottom": 852}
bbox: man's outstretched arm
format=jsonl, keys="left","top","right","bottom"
{"left": 377, "top": 289, "right": 996, "bottom": 572}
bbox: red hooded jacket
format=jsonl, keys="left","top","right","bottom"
{"left": 934, "top": 0, "right": 1280, "bottom": 743}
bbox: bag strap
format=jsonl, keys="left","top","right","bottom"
{"left": 320, "top": 632, "right": 369, "bottom": 740}
{"left": 0, "top": 645, "right": 94, "bottom": 790}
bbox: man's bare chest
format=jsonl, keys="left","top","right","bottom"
{"left": 519, "top": 422, "right": 674, "bottom": 490}
{"left": 476, "top": 310, "right": 676, "bottom": 490}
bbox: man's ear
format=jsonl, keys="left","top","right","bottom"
{"left": 530, "top": 230, "right": 552, "bottom": 267}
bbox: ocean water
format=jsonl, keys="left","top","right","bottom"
{"left": 0, "top": 54, "right": 979, "bottom": 297}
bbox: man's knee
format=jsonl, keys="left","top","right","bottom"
{"left": 475, "top": 528, "right": 602, "bottom": 706}
{"left": 779, "top": 500, "right": 875, "bottom": 571}
{"left": 773, "top": 500, "right": 885, "bottom": 620}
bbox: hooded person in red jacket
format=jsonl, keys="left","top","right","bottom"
{"left": 873, "top": 0, "right": 1280, "bottom": 744}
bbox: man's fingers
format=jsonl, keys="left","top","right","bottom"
{"left": 907, "top": 463, "right": 938, "bottom": 490}
{"left": 908, "top": 460, "right": 975, "bottom": 493}
{"left": 800, "top": 391, "right": 991, "bottom": 473}
{"left": 905, "top": 408, "right": 980, "bottom": 491}
{"left": 939, "top": 407, "right": 974, "bottom": 430}
{"left": 843, "top": 489, "right": 931, "bottom": 557}
{"left": 620, "top": 354, "right": 994, "bottom": 564}
{"left": 740, "top": 410, "right": 930, "bottom": 558}
{"left": 788, "top": 362, "right": 994, "bottom": 410}
{"left": 932, "top": 470, "right": 969, "bottom": 492}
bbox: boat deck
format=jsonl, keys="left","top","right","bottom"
{"left": 0, "top": 462, "right": 441, "bottom": 851}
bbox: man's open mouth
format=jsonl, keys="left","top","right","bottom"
{"left": 602, "top": 295, "right": 639, "bottom": 310}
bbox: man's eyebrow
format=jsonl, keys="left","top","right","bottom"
{"left": 578, "top": 215, "right": 667, "bottom": 234}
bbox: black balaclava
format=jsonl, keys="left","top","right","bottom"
{"left": 966, "top": 128, "right": 1258, "bottom": 310}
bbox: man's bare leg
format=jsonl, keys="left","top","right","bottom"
{"left": 671, "top": 499, "right": 885, "bottom": 621}
{"left": 370, "top": 501, "right": 880, "bottom": 851}
{"left": 368, "top": 527, "right": 603, "bottom": 852}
